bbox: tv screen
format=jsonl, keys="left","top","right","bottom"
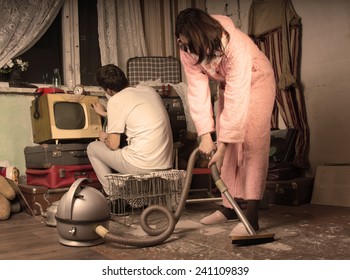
{"left": 54, "top": 102, "right": 86, "bottom": 129}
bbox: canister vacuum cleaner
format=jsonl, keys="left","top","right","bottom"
{"left": 55, "top": 148, "right": 275, "bottom": 247}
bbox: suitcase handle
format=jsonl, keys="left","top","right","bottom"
{"left": 74, "top": 171, "right": 89, "bottom": 180}
{"left": 70, "top": 151, "right": 87, "bottom": 157}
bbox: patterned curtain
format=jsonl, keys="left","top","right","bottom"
{"left": 249, "top": 0, "right": 310, "bottom": 168}
{"left": 97, "top": 0, "right": 148, "bottom": 72}
{"left": 0, "top": 0, "right": 64, "bottom": 69}
{"left": 140, "top": 0, "right": 206, "bottom": 58}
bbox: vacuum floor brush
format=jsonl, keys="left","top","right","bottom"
{"left": 210, "top": 163, "right": 275, "bottom": 246}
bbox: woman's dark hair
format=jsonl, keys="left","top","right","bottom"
{"left": 95, "top": 64, "right": 129, "bottom": 92}
{"left": 175, "top": 8, "right": 229, "bottom": 64}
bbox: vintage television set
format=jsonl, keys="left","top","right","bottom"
{"left": 30, "top": 94, "right": 103, "bottom": 144}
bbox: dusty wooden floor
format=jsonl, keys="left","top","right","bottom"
{"left": 0, "top": 202, "right": 349, "bottom": 260}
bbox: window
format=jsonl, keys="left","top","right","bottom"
{"left": 20, "top": 11, "right": 63, "bottom": 85}
{"left": 19, "top": 0, "right": 101, "bottom": 88}
{"left": 78, "top": 0, "right": 101, "bottom": 85}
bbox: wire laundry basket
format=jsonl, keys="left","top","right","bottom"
{"left": 105, "top": 169, "right": 186, "bottom": 226}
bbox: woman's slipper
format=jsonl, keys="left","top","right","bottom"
{"left": 200, "top": 210, "right": 229, "bottom": 225}
{"left": 229, "top": 222, "right": 251, "bottom": 237}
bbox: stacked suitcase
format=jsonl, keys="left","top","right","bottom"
{"left": 265, "top": 177, "right": 314, "bottom": 206}
{"left": 265, "top": 129, "right": 314, "bottom": 206}
{"left": 22, "top": 143, "right": 101, "bottom": 215}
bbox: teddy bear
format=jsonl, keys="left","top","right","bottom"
{"left": 0, "top": 175, "right": 16, "bottom": 220}
{"left": 0, "top": 164, "right": 20, "bottom": 220}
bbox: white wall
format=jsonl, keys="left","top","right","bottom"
{"left": 206, "top": 0, "right": 350, "bottom": 176}
{"left": 293, "top": 0, "right": 350, "bottom": 174}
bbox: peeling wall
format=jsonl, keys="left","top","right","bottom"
{"left": 0, "top": 94, "right": 35, "bottom": 174}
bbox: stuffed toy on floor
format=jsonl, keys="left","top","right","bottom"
{"left": 0, "top": 175, "right": 16, "bottom": 220}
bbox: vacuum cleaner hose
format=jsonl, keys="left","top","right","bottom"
{"left": 96, "top": 205, "right": 176, "bottom": 247}
{"left": 95, "top": 147, "right": 200, "bottom": 247}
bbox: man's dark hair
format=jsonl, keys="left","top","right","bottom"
{"left": 175, "top": 8, "right": 229, "bottom": 64}
{"left": 95, "top": 64, "right": 129, "bottom": 92}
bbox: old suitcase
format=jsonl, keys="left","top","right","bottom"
{"left": 267, "top": 162, "right": 301, "bottom": 181}
{"left": 126, "top": 56, "right": 186, "bottom": 141}
{"left": 162, "top": 96, "right": 187, "bottom": 132}
{"left": 18, "top": 182, "right": 102, "bottom": 216}
{"left": 26, "top": 164, "right": 99, "bottom": 189}
{"left": 152, "top": 85, "right": 187, "bottom": 135}
{"left": 18, "top": 184, "right": 70, "bottom": 215}
{"left": 265, "top": 177, "right": 314, "bottom": 206}
{"left": 126, "top": 56, "right": 181, "bottom": 86}
{"left": 24, "top": 143, "right": 91, "bottom": 168}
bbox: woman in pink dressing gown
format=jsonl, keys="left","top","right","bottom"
{"left": 175, "top": 8, "right": 276, "bottom": 235}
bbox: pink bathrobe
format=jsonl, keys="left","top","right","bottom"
{"left": 180, "top": 15, "right": 276, "bottom": 204}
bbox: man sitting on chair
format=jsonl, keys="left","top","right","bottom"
{"left": 87, "top": 64, "right": 173, "bottom": 195}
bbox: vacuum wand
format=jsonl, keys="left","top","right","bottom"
{"left": 209, "top": 164, "right": 256, "bottom": 235}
